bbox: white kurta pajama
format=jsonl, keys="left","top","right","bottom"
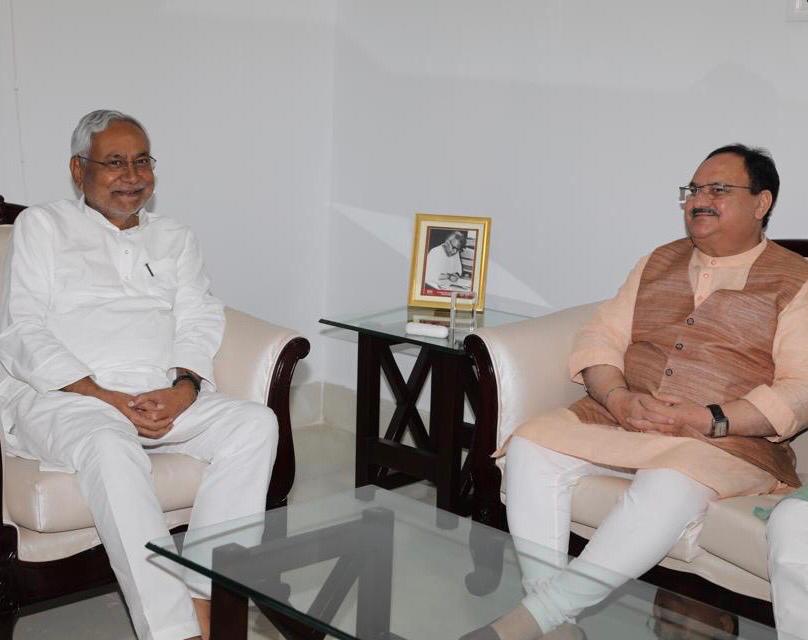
{"left": 0, "top": 199, "right": 279, "bottom": 640}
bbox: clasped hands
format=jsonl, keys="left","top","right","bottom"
{"left": 109, "top": 385, "right": 198, "bottom": 439}
{"left": 63, "top": 376, "right": 198, "bottom": 439}
{"left": 606, "top": 388, "right": 712, "bottom": 438}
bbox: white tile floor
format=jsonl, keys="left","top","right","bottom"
{"left": 12, "top": 424, "right": 436, "bottom": 639}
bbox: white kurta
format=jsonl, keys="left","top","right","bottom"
{"left": 0, "top": 198, "right": 225, "bottom": 453}
{"left": 0, "top": 199, "right": 276, "bottom": 640}
{"left": 767, "top": 498, "right": 808, "bottom": 639}
{"left": 424, "top": 243, "right": 463, "bottom": 289}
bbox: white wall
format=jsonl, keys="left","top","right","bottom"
{"left": 3, "top": 1, "right": 808, "bottom": 404}
{"left": 0, "top": 1, "right": 25, "bottom": 197}
{"left": 0, "top": 0, "right": 336, "bottom": 390}
{"left": 323, "top": 0, "right": 808, "bottom": 388}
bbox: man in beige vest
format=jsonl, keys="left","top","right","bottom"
{"left": 463, "top": 145, "right": 808, "bottom": 640}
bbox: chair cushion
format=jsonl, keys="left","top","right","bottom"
{"left": 6, "top": 453, "right": 206, "bottom": 533}
{"left": 571, "top": 475, "right": 705, "bottom": 562}
{"left": 17, "top": 507, "right": 194, "bottom": 563}
{"left": 698, "top": 493, "right": 785, "bottom": 581}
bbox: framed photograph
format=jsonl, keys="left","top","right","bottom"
{"left": 407, "top": 213, "right": 491, "bottom": 311}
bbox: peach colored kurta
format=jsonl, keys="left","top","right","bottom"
{"left": 513, "top": 238, "right": 808, "bottom": 498}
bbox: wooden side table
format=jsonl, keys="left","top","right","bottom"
{"left": 320, "top": 307, "right": 527, "bottom": 516}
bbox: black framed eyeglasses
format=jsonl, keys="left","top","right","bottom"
{"left": 678, "top": 182, "right": 752, "bottom": 205}
{"left": 77, "top": 155, "right": 156, "bottom": 174}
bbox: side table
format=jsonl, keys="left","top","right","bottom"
{"left": 319, "top": 307, "right": 527, "bottom": 516}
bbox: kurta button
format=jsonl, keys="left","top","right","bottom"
{"left": 675, "top": 342, "right": 683, "bottom": 350}
{"left": 686, "top": 317, "right": 695, "bottom": 325}
{"left": 665, "top": 368, "right": 673, "bottom": 376}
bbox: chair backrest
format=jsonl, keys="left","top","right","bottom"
{"left": 0, "top": 226, "right": 10, "bottom": 308}
{"left": 0, "top": 194, "right": 21, "bottom": 306}
{"left": 0, "top": 198, "right": 18, "bottom": 518}
{"left": 773, "top": 239, "right": 808, "bottom": 257}
{"left": 0, "top": 195, "right": 25, "bottom": 225}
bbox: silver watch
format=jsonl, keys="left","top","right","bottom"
{"left": 707, "top": 404, "right": 729, "bottom": 438}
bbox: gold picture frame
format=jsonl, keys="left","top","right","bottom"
{"left": 407, "top": 213, "right": 491, "bottom": 311}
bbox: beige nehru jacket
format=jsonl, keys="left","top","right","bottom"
{"left": 514, "top": 238, "right": 808, "bottom": 498}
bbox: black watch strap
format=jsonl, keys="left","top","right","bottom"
{"left": 707, "top": 404, "right": 729, "bottom": 438}
{"left": 173, "top": 372, "right": 201, "bottom": 394}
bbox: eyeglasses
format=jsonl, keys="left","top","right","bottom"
{"left": 678, "top": 182, "right": 752, "bottom": 205}
{"left": 78, "top": 155, "right": 156, "bottom": 174}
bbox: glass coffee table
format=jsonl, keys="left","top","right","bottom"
{"left": 147, "top": 486, "right": 776, "bottom": 639}
{"left": 319, "top": 308, "right": 528, "bottom": 516}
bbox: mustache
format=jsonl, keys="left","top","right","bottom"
{"left": 691, "top": 207, "right": 718, "bottom": 216}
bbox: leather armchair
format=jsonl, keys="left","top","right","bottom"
{"left": 0, "top": 196, "right": 310, "bottom": 636}
{"left": 465, "top": 239, "right": 808, "bottom": 625}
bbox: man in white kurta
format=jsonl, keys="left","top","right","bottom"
{"left": 0, "top": 110, "right": 278, "bottom": 640}
{"left": 424, "top": 232, "right": 464, "bottom": 290}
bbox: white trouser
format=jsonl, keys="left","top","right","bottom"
{"left": 505, "top": 436, "right": 717, "bottom": 632}
{"left": 767, "top": 498, "right": 808, "bottom": 640}
{"left": 13, "top": 390, "right": 278, "bottom": 640}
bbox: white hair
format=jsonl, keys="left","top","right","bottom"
{"left": 70, "top": 109, "right": 149, "bottom": 158}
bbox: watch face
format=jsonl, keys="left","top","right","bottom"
{"left": 707, "top": 404, "right": 728, "bottom": 437}
{"left": 714, "top": 418, "right": 729, "bottom": 437}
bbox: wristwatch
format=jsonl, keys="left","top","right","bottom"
{"left": 707, "top": 404, "right": 729, "bottom": 438}
{"left": 173, "top": 372, "right": 201, "bottom": 395}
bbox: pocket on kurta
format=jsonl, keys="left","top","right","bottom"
{"left": 144, "top": 257, "right": 178, "bottom": 302}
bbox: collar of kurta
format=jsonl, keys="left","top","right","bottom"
{"left": 691, "top": 236, "right": 767, "bottom": 269}
{"left": 79, "top": 197, "right": 151, "bottom": 233}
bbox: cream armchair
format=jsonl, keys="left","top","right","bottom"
{"left": 465, "top": 241, "right": 808, "bottom": 625}
{"left": 0, "top": 196, "right": 310, "bottom": 636}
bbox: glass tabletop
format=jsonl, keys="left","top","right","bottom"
{"left": 319, "top": 306, "right": 530, "bottom": 354}
{"left": 147, "top": 486, "right": 776, "bottom": 640}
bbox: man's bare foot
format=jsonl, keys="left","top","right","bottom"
{"left": 193, "top": 597, "right": 211, "bottom": 640}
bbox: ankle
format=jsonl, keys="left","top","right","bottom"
{"left": 490, "top": 604, "right": 543, "bottom": 640}
{"left": 192, "top": 597, "right": 211, "bottom": 640}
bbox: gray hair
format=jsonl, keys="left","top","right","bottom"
{"left": 70, "top": 109, "right": 149, "bottom": 158}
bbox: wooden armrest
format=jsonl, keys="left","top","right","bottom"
{"left": 266, "top": 336, "right": 310, "bottom": 507}
{"left": 213, "top": 307, "right": 310, "bottom": 508}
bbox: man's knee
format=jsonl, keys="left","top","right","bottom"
{"left": 230, "top": 402, "right": 279, "bottom": 450}
{"left": 768, "top": 499, "right": 808, "bottom": 565}
{"left": 628, "top": 468, "right": 716, "bottom": 522}
{"left": 505, "top": 437, "right": 539, "bottom": 483}
{"left": 508, "top": 436, "right": 551, "bottom": 463}
{"left": 507, "top": 437, "right": 580, "bottom": 475}
{"left": 634, "top": 467, "right": 715, "bottom": 496}
{"left": 769, "top": 497, "right": 808, "bottom": 531}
